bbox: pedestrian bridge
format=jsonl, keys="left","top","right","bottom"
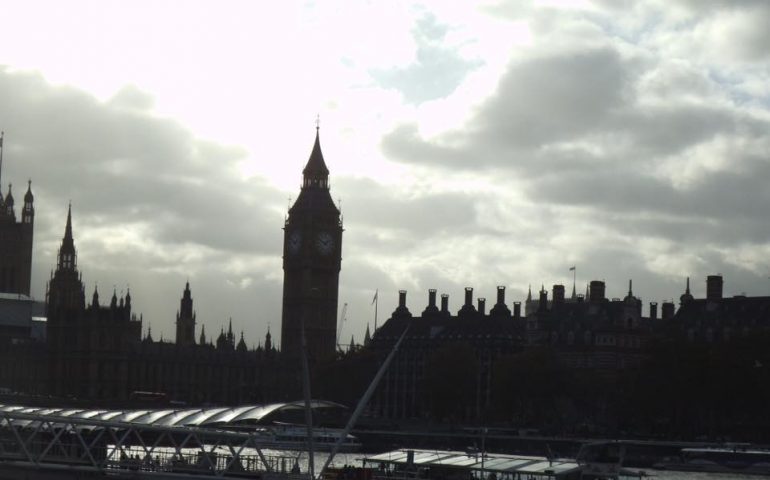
{"left": 0, "top": 403, "right": 342, "bottom": 479}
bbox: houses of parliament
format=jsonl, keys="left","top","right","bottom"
{"left": 0, "top": 129, "right": 342, "bottom": 405}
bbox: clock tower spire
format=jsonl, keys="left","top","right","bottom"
{"left": 280, "top": 127, "right": 343, "bottom": 363}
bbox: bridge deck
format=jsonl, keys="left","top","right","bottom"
{"left": 0, "top": 409, "right": 316, "bottom": 478}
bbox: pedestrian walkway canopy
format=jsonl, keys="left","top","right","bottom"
{"left": 0, "top": 399, "right": 347, "bottom": 431}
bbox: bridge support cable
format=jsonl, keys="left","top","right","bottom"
{"left": 256, "top": 440, "right": 273, "bottom": 472}
{"left": 320, "top": 325, "right": 411, "bottom": 478}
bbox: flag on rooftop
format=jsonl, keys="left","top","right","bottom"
{"left": 371, "top": 289, "right": 378, "bottom": 305}
{"left": 569, "top": 266, "right": 576, "bottom": 271}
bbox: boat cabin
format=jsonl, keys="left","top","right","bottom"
{"left": 362, "top": 449, "right": 582, "bottom": 480}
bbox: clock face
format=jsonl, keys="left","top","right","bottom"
{"left": 288, "top": 232, "right": 301, "bottom": 254}
{"left": 316, "top": 231, "right": 334, "bottom": 255}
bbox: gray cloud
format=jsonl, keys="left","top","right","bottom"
{"left": 0, "top": 68, "right": 287, "bottom": 342}
{"left": 374, "top": 2, "right": 770, "bottom": 317}
{"left": 0, "top": 69, "right": 284, "bottom": 255}
{"left": 336, "top": 176, "right": 480, "bottom": 238}
{"left": 477, "top": 48, "right": 633, "bottom": 148}
{"left": 382, "top": 46, "right": 638, "bottom": 168}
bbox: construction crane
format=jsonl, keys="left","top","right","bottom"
{"left": 336, "top": 302, "right": 348, "bottom": 351}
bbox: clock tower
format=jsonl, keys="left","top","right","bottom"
{"left": 280, "top": 128, "right": 343, "bottom": 363}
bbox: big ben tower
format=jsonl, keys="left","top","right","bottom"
{"left": 280, "top": 127, "right": 343, "bottom": 363}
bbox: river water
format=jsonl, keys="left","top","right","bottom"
{"left": 651, "top": 475, "right": 760, "bottom": 480}
{"left": 290, "top": 451, "right": 762, "bottom": 480}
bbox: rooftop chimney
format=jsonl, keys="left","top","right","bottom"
{"left": 552, "top": 284, "right": 565, "bottom": 303}
{"left": 459, "top": 287, "right": 477, "bottom": 317}
{"left": 440, "top": 294, "right": 449, "bottom": 314}
{"left": 490, "top": 286, "right": 512, "bottom": 317}
{"left": 422, "top": 289, "right": 439, "bottom": 316}
{"left": 589, "top": 280, "right": 606, "bottom": 302}
{"left": 513, "top": 301, "right": 521, "bottom": 320}
{"left": 649, "top": 302, "right": 658, "bottom": 320}
{"left": 478, "top": 298, "right": 486, "bottom": 316}
{"left": 393, "top": 290, "right": 412, "bottom": 318}
{"left": 661, "top": 301, "right": 675, "bottom": 320}
{"left": 706, "top": 275, "right": 723, "bottom": 301}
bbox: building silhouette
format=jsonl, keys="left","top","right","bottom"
{"left": 367, "top": 276, "right": 763, "bottom": 421}
{"left": 0, "top": 134, "right": 43, "bottom": 388}
{"left": 368, "top": 287, "right": 522, "bottom": 419}
{"left": 0, "top": 131, "right": 344, "bottom": 405}
{"left": 280, "top": 127, "right": 343, "bottom": 363}
{"left": 46, "top": 205, "right": 142, "bottom": 399}
{"left": 0, "top": 134, "right": 34, "bottom": 297}
{"left": 175, "top": 281, "right": 196, "bottom": 347}
{"left": 41, "top": 204, "right": 279, "bottom": 404}
{"left": 34, "top": 130, "right": 337, "bottom": 404}
{"left": 665, "top": 274, "right": 770, "bottom": 343}
{"left": 522, "top": 280, "right": 649, "bottom": 370}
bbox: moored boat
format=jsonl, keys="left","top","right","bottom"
{"left": 362, "top": 448, "right": 584, "bottom": 480}
{"left": 259, "top": 423, "right": 362, "bottom": 452}
{"left": 653, "top": 446, "right": 770, "bottom": 476}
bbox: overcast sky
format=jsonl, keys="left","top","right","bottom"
{"left": 1, "top": 0, "right": 769, "bottom": 347}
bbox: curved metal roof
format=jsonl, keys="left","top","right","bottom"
{"left": 0, "top": 400, "right": 348, "bottom": 431}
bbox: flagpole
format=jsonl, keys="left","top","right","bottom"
{"left": 374, "top": 291, "right": 378, "bottom": 332}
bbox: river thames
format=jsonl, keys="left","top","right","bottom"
{"left": 289, "top": 451, "right": 764, "bottom": 480}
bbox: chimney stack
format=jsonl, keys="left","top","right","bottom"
{"left": 422, "top": 288, "right": 439, "bottom": 316}
{"left": 589, "top": 280, "right": 605, "bottom": 302}
{"left": 478, "top": 298, "right": 486, "bottom": 316}
{"left": 459, "top": 287, "right": 477, "bottom": 317}
{"left": 706, "top": 275, "right": 723, "bottom": 301}
{"left": 661, "top": 301, "right": 675, "bottom": 320}
{"left": 649, "top": 302, "right": 658, "bottom": 320}
{"left": 393, "top": 290, "right": 412, "bottom": 317}
{"left": 490, "top": 285, "right": 512, "bottom": 317}
{"left": 552, "top": 284, "right": 565, "bottom": 303}
{"left": 440, "top": 294, "right": 449, "bottom": 313}
{"left": 513, "top": 301, "right": 521, "bottom": 320}
{"left": 464, "top": 287, "right": 473, "bottom": 307}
